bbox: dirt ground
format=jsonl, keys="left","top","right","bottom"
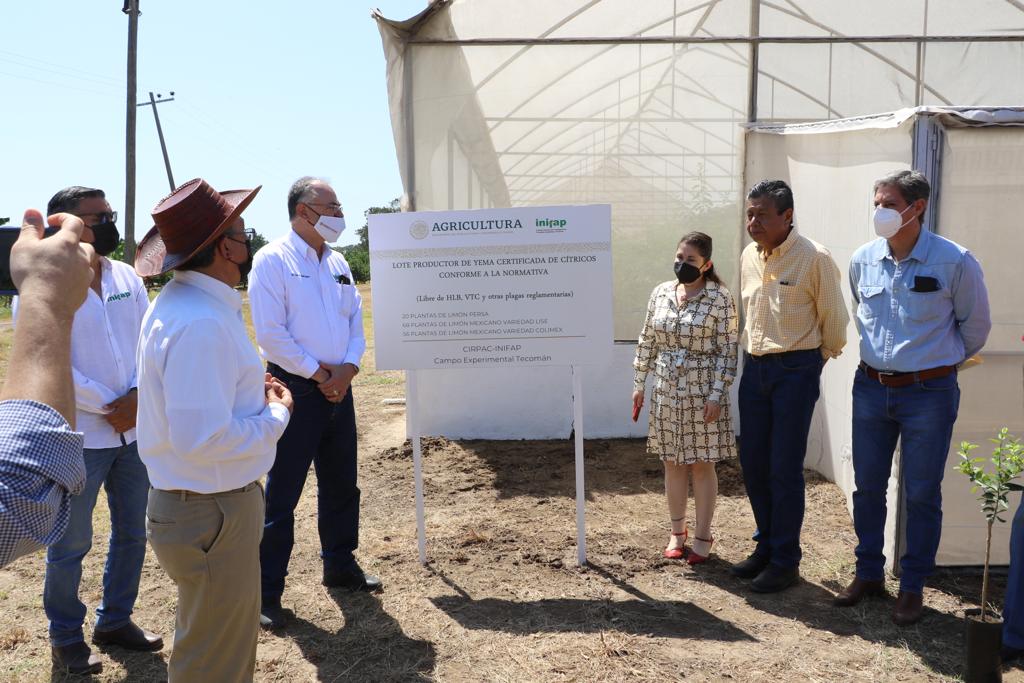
{"left": 0, "top": 287, "right": 1019, "bottom": 682}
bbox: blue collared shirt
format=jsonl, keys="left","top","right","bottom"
{"left": 849, "top": 228, "right": 991, "bottom": 372}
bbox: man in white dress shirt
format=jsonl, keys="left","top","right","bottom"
{"left": 134, "top": 179, "right": 293, "bottom": 683}
{"left": 248, "top": 176, "right": 374, "bottom": 629}
{"left": 14, "top": 186, "right": 162, "bottom": 675}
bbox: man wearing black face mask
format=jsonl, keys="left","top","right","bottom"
{"left": 12, "top": 186, "right": 161, "bottom": 675}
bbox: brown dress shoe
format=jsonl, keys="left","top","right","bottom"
{"left": 52, "top": 641, "right": 102, "bottom": 675}
{"left": 833, "top": 577, "right": 886, "bottom": 607}
{"left": 892, "top": 590, "right": 924, "bottom": 625}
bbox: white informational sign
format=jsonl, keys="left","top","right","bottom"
{"left": 369, "top": 204, "right": 613, "bottom": 371}
{"left": 369, "top": 205, "right": 613, "bottom": 567}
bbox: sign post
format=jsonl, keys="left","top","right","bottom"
{"left": 369, "top": 204, "right": 613, "bottom": 566}
{"left": 572, "top": 365, "right": 586, "bottom": 566}
{"left": 407, "top": 369, "right": 427, "bottom": 566}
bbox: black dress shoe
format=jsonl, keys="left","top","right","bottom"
{"left": 833, "top": 577, "right": 887, "bottom": 607}
{"left": 52, "top": 641, "right": 102, "bottom": 675}
{"left": 730, "top": 552, "right": 771, "bottom": 579}
{"left": 750, "top": 564, "right": 800, "bottom": 593}
{"left": 260, "top": 597, "right": 289, "bottom": 630}
{"left": 323, "top": 568, "right": 383, "bottom": 592}
{"left": 92, "top": 621, "right": 163, "bottom": 652}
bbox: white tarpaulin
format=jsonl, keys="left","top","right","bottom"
{"left": 373, "top": 1, "right": 1024, "bottom": 452}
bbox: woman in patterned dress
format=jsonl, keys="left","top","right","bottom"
{"left": 631, "top": 232, "right": 738, "bottom": 564}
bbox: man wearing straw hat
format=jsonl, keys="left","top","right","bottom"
{"left": 134, "top": 179, "right": 293, "bottom": 682}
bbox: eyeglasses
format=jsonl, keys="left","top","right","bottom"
{"left": 78, "top": 211, "right": 118, "bottom": 224}
{"left": 224, "top": 228, "right": 255, "bottom": 244}
{"left": 304, "top": 202, "right": 343, "bottom": 214}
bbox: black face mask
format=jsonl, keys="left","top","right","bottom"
{"left": 91, "top": 222, "right": 121, "bottom": 257}
{"left": 226, "top": 235, "right": 254, "bottom": 279}
{"left": 674, "top": 260, "right": 703, "bottom": 284}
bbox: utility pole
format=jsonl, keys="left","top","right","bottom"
{"left": 139, "top": 92, "right": 176, "bottom": 191}
{"left": 123, "top": 0, "right": 140, "bottom": 263}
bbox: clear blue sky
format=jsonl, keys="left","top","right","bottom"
{"left": 1, "top": 1, "right": 427, "bottom": 248}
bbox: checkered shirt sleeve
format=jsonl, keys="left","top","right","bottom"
{"left": 0, "top": 400, "right": 85, "bottom": 568}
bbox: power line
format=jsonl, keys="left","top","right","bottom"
{"left": 0, "top": 48, "right": 161, "bottom": 92}
{"left": 0, "top": 69, "right": 122, "bottom": 98}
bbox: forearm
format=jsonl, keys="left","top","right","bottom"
{"left": 337, "top": 363, "right": 358, "bottom": 385}
{"left": 168, "top": 403, "right": 290, "bottom": 458}
{"left": 257, "top": 327, "right": 320, "bottom": 378}
{"left": 633, "top": 327, "right": 656, "bottom": 390}
{"left": 1, "top": 301, "right": 75, "bottom": 426}
{"left": 72, "top": 368, "right": 120, "bottom": 414}
{"left": 317, "top": 362, "right": 357, "bottom": 391}
{"left": 709, "top": 344, "right": 738, "bottom": 402}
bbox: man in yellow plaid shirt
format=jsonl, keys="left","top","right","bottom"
{"left": 730, "top": 179, "right": 848, "bottom": 593}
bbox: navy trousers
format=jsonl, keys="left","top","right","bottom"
{"left": 260, "top": 364, "right": 360, "bottom": 600}
{"left": 737, "top": 349, "right": 824, "bottom": 569}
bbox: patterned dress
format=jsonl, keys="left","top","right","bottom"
{"left": 633, "top": 280, "right": 739, "bottom": 463}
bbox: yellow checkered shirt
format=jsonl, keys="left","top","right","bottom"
{"left": 739, "top": 228, "right": 848, "bottom": 358}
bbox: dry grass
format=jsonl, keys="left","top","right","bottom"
{"left": 0, "top": 285, "right": 1019, "bottom": 681}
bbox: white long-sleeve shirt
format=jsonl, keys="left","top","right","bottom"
{"left": 13, "top": 258, "right": 148, "bottom": 449}
{"left": 248, "top": 230, "right": 366, "bottom": 378}
{"left": 135, "top": 270, "right": 290, "bottom": 493}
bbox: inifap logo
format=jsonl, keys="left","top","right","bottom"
{"left": 535, "top": 217, "right": 567, "bottom": 232}
{"left": 409, "top": 220, "right": 429, "bottom": 240}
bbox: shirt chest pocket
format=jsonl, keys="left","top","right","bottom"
{"left": 336, "top": 282, "right": 356, "bottom": 319}
{"left": 904, "top": 289, "right": 949, "bottom": 322}
{"left": 768, "top": 279, "right": 809, "bottom": 319}
{"left": 857, "top": 285, "right": 885, "bottom": 319}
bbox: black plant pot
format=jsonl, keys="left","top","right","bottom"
{"left": 965, "top": 608, "right": 1003, "bottom": 683}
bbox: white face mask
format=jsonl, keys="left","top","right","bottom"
{"left": 313, "top": 215, "right": 346, "bottom": 243}
{"left": 872, "top": 204, "right": 915, "bottom": 239}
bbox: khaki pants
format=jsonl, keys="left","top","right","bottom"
{"left": 147, "top": 483, "right": 264, "bottom": 683}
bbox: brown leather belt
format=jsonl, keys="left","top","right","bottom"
{"left": 859, "top": 362, "right": 956, "bottom": 388}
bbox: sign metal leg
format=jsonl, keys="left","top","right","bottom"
{"left": 572, "top": 365, "right": 587, "bottom": 566}
{"left": 407, "top": 369, "right": 427, "bottom": 565}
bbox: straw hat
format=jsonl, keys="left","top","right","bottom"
{"left": 135, "top": 178, "right": 260, "bottom": 277}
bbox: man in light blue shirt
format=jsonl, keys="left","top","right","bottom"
{"left": 834, "top": 170, "right": 991, "bottom": 626}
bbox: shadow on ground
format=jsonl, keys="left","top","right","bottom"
{"left": 288, "top": 589, "right": 435, "bottom": 681}
{"left": 695, "top": 561, "right": 964, "bottom": 677}
{"left": 428, "top": 563, "right": 754, "bottom": 643}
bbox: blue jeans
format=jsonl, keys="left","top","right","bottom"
{"left": 1004, "top": 499, "right": 1024, "bottom": 649}
{"left": 737, "top": 349, "right": 824, "bottom": 569}
{"left": 44, "top": 442, "right": 149, "bottom": 646}
{"left": 260, "top": 366, "right": 359, "bottom": 600}
{"left": 851, "top": 366, "right": 959, "bottom": 593}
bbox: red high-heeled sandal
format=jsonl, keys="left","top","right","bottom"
{"left": 663, "top": 530, "right": 689, "bottom": 560}
{"left": 686, "top": 536, "right": 714, "bottom": 565}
